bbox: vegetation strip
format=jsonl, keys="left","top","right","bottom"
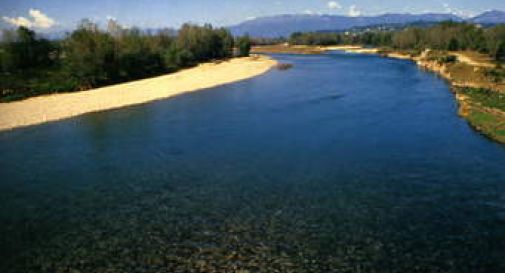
{"left": 1, "top": 21, "right": 253, "bottom": 102}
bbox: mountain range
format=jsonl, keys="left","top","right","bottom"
{"left": 230, "top": 10, "right": 505, "bottom": 38}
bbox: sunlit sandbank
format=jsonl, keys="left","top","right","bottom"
{"left": 0, "top": 56, "right": 276, "bottom": 131}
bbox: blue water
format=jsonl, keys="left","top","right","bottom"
{"left": 1, "top": 52, "right": 504, "bottom": 273}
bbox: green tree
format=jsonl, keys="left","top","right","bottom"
{"left": 216, "top": 28, "right": 234, "bottom": 58}
{"left": 448, "top": 38, "right": 459, "bottom": 51}
{"left": 0, "top": 26, "right": 54, "bottom": 72}
{"left": 116, "top": 28, "right": 165, "bottom": 80}
{"left": 163, "top": 44, "right": 194, "bottom": 71}
{"left": 495, "top": 42, "right": 505, "bottom": 62}
{"left": 237, "top": 35, "right": 251, "bottom": 57}
{"left": 62, "top": 20, "right": 118, "bottom": 88}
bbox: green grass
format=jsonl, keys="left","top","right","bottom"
{"left": 457, "top": 87, "right": 505, "bottom": 143}
{"left": 459, "top": 87, "right": 505, "bottom": 112}
{"left": 466, "top": 110, "right": 505, "bottom": 143}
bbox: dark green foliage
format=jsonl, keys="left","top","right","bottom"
{"left": 62, "top": 21, "right": 118, "bottom": 88}
{"left": 288, "top": 22, "right": 505, "bottom": 61}
{"left": 289, "top": 31, "right": 392, "bottom": 47}
{"left": 237, "top": 35, "right": 251, "bottom": 57}
{"left": 495, "top": 41, "right": 505, "bottom": 62}
{"left": 116, "top": 28, "right": 166, "bottom": 80}
{"left": 485, "top": 25, "right": 505, "bottom": 61}
{"left": 163, "top": 44, "right": 194, "bottom": 71}
{"left": 0, "top": 27, "right": 55, "bottom": 72}
{"left": 250, "top": 37, "right": 287, "bottom": 45}
{"left": 448, "top": 38, "right": 459, "bottom": 51}
{"left": 0, "top": 22, "right": 236, "bottom": 101}
{"left": 176, "top": 24, "right": 234, "bottom": 62}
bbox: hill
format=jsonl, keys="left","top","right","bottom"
{"left": 230, "top": 11, "right": 505, "bottom": 38}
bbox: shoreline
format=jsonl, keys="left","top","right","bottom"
{"left": 253, "top": 44, "right": 505, "bottom": 144}
{"left": 341, "top": 46, "right": 505, "bottom": 144}
{"left": 0, "top": 56, "right": 277, "bottom": 132}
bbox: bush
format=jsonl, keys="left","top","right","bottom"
{"left": 485, "top": 68, "right": 505, "bottom": 83}
{"left": 439, "top": 55, "right": 457, "bottom": 64}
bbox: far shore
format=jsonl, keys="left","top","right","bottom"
{"left": 0, "top": 55, "right": 277, "bottom": 132}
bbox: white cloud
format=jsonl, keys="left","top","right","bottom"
{"left": 2, "top": 9, "right": 56, "bottom": 29}
{"left": 348, "top": 5, "right": 362, "bottom": 17}
{"left": 328, "top": 1, "right": 342, "bottom": 10}
{"left": 2, "top": 16, "right": 33, "bottom": 28}
{"left": 29, "top": 9, "right": 55, "bottom": 28}
{"left": 304, "top": 10, "right": 314, "bottom": 15}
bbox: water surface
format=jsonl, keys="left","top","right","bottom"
{"left": 1, "top": 52, "right": 505, "bottom": 273}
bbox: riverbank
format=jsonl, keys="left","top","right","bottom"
{"left": 252, "top": 44, "right": 327, "bottom": 54}
{"left": 369, "top": 49, "right": 505, "bottom": 144}
{"left": 0, "top": 56, "right": 277, "bottom": 132}
{"left": 251, "top": 44, "right": 379, "bottom": 55}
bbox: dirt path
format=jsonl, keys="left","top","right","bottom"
{"left": 452, "top": 52, "right": 495, "bottom": 68}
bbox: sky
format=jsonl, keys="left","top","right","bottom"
{"left": 1, "top": 0, "right": 504, "bottom": 32}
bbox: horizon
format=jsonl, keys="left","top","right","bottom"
{"left": 1, "top": 0, "right": 505, "bottom": 32}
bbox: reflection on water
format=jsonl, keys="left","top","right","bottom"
{"left": 0, "top": 52, "right": 504, "bottom": 273}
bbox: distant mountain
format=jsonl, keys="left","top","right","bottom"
{"left": 230, "top": 13, "right": 462, "bottom": 38}
{"left": 229, "top": 11, "right": 505, "bottom": 38}
{"left": 470, "top": 10, "right": 505, "bottom": 24}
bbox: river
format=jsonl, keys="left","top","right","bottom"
{"left": 1, "top": 52, "right": 504, "bottom": 272}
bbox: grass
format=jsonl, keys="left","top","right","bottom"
{"left": 466, "top": 110, "right": 505, "bottom": 142}
{"left": 457, "top": 87, "right": 505, "bottom": 143}
{"left": 459, "top": 87, "right": 505, "bottom": 111}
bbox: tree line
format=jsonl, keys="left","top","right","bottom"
{"left": 289, "top": 22, "right": 505, "bottom": 62}
{"left": 0, "top": 20, "right": 252, "bottom": 101}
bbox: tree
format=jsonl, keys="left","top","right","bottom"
{"left": 392, "top": 28, "right": 423, "bottom": 49}
{"left": 62, "top": 20, "right": 118, "bottom": 88}
{"left": 237, "top": 35, "right": 251, "bottom": 57}
{"left": 0, "top": 26, "right": 54, "bottom": 73}
{"left": 163, "top": 44, "right": 194, "bottom": 71}
{"left": 495, "top": 42, "right": 505, "bottom": 62}
{"left": 216, "top": 28, "right": 234, "bottom": 58}
{"left": 116, "top": 28, "right": 164, "bottom": 80}
{"left": 448, "top": 38, "right": 459, "bottom": 51}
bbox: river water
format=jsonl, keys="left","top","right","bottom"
{"left": 1, "top": 52, "right": 504, "bottom": 272}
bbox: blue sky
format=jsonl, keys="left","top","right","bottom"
{"left": 1, "top": 0, "right": 504, "bottom": 31}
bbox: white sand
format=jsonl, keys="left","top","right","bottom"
{"left": 324, "top": 45, "right": 379, "bottom": 54}
{"left": 0, "top": 56, "right": 277, "bottom": 131}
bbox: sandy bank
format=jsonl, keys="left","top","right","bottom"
{"left": 0, "top": 56, "right": 277, "bottom": 131}
{"left": 252, "top": 45, "right": 326, "bottom": 54}
{"left": 384, "top": 52, "right": 414, "bottom": 60}
{"left": 252, "top": 44, "right": 379, "bottom": 55}
{"left": 325, "top": 45, "right": 379, "bottom": 54}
